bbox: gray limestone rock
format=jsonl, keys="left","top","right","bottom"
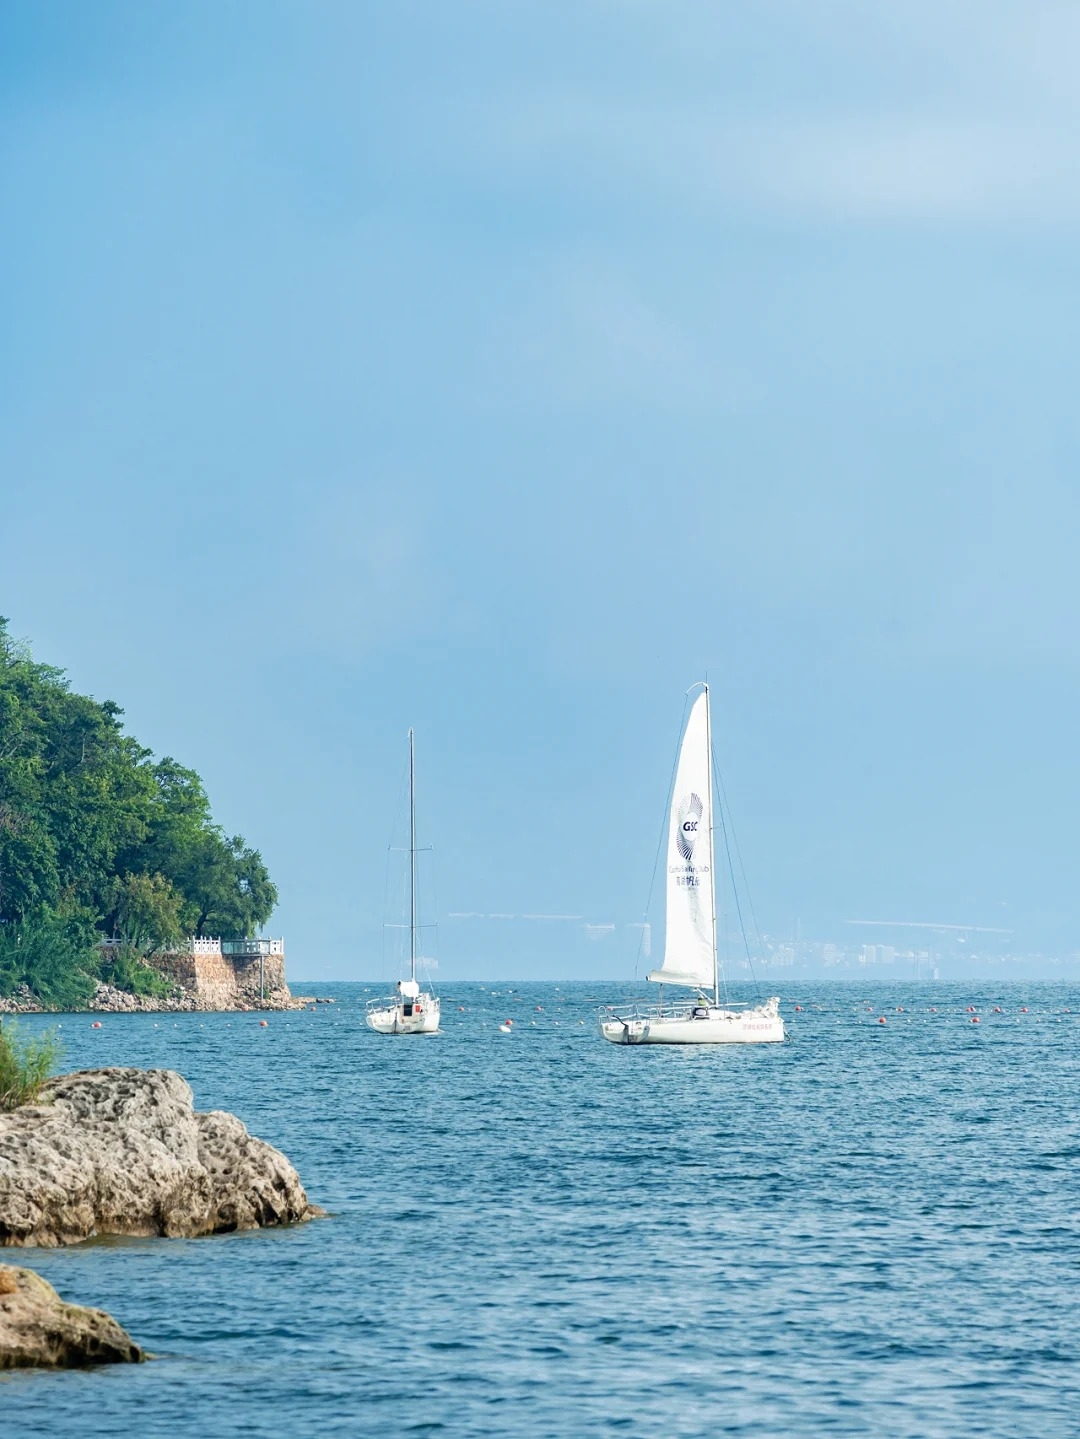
{"left": 0, "top": 1264, "right": 145, "bottom": 1367}
{"left": 0, "top": 1068, "right": 318, "bottom": 1247}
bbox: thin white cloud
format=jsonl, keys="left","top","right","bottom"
{"left": 448, "top": 4, "right": 1080, "bottom": 229}
{"left": 728, "top": 119, "right": 1080, "bottom": 226}
{"left": 486, "top": 101, "right": 1080, "bottom": 228}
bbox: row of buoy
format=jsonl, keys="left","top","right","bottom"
{"left": 854, "top": 1003, "right": 1060, "bottom": 1016}
{"left": 878, "top": 1013, "right": 982, "bottom": 1025}
{"left": 89, "top": 1017, "right": 271, "bottom": 1028}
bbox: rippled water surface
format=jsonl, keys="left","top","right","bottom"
{"left": 4, "top": 981, "right": 1079, "bottom": 1437}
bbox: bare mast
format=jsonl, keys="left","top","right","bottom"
{"left": 409, "top": 727, "right": 416, "bottom": 984}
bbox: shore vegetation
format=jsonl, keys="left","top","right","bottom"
{"left": 0, "top": 619, "right": 276, "bottom": 1006}
{"left": 0, "top": 1017, "right": 61, "bottom": 1111}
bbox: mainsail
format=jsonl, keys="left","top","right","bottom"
{"left": 647, "top": 689, "right": 717, "bottom": 992}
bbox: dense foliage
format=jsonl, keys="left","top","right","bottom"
{"left": 0, "top": 619, "right": 276, "bottom": 1005}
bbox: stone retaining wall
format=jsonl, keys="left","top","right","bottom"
{"left": 149, "top": 949, "right": 294, "bottom": 1010}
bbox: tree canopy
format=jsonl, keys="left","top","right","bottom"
{"left": 0, "top": 619, "right": 277, "bottom": 1004}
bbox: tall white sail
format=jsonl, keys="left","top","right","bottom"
{"left": 647, "top": 689, "right": 716, "bottom": 992}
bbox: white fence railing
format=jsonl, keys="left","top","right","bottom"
{"left": 99, "top": 936, "right": 284, "bottom": 958}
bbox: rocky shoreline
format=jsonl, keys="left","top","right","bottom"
{"left": 0, "top": 1067, "right": 321, "bottom": 1364}
{"left": 0, "top": 983, "right": 315, "bottom": 1015}
{"left": 0, "top": 1067, "right": 321, "bottom": 1247}
{"left": 1, "top": 1265, "right": 145, "bottom": 1369}
{"left": 0, "top": 1064, "right": 320, "bottom": 1364}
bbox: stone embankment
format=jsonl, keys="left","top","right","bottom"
{"left": 0, "top": 1068, "right": 321, "bottom": 1247}
{"left": 0, "top": 982, "right": 306, "bottom": 1016}
{"left": 0, "top": 1265, "right": 144, "bottom": 1368}
{"left": 151, "top": 947, "right": 298, "bottom": 1010}
{"left": 0, "top": 941, "right": 304, "bottom": 1014}
{"left": 87, "top": 982, "right": 304, "bottom": 1014}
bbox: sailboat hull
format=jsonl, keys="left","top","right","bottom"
{"left": 366, "top": 997, "right": 441, "bottom": 1035}
{"left": 598, "top": 999, "right": 784, "bottom": 1046}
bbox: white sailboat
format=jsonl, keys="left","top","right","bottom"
{"left": 366, "top": 728, "right": 441, "bottom": 1036}
{"left": 599, "top": 683, "right": 784, "bottom": 1045}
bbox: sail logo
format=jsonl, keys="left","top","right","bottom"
{"left": 676, "top": 792, "right": 704, "bottom": 861}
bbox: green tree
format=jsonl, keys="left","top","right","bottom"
{"left": 108, "top": 872, "right": 186, "bottom": 956}
{"left": 0, "top": 619, "right": 278, "bottom": 1002}
{"left": 179, "top": 832, "right": 277, "bottom": 938}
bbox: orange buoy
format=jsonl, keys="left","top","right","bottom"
{"left": 458, "top": 1006, "right": 465, "bottom": 1012}
{"left": 896, "top": 1006, "right": 903, "bottom": 1012}
{"left": 1021, "top": 1006, "right": 1028, "bottom": 1013}
{"left": 971, "top": 1016, "right": 980, "bottom": 1024}
{"left": 794, "top": 1005, "right": 803, "bottom": 1012}
{"left": 929, "top": 1007, "right": 937, "bottom": 1013}
{"left": 90, "top": 1021, "right": 102, "bottom": 1029}
{"left": 878, "top": 1016, "right": 887, "bottom": 1025}
{"left": 993, "top": 1006, "right": 1002, "bottom": 1013}
{"left": 259, "top": 1019, "right": 268, "bottom": 1027}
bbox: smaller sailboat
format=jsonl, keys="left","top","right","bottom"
{"left": 599, "top": 683, "right": 784, "bottom": 1045}
{"left": 366, "top": 728, "right": 441, "bottom": 1036}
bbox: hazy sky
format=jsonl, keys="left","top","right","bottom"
{"left": 4, "top": 2, "right": 1079, "bottom": 978}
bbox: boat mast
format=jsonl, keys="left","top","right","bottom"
{"left": 409, "top": 727, "right": 417, "bottom": 984}
{"left": 704, "top": 684, "right": 719, "bottom": 1007}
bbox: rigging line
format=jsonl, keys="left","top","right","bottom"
{"left": 404, "top": 741, "right": 439, "bottom": 994}
{"left": 382, "top": 753, "right": 411, "bottom": 981}
{"left": 423, "top": 798, "right": 441, "bottom": 995}
{"left": 711, "top": 745, "right": 762, "bottom": 1000}
{"left": 420, "top": 846, "right": 441, "bottom": 995}
{"left": 381, "top": 842, "right": 393, "bottom": 982}
{"left": 715, "top": 763, "right": 767, "bottom": 976}
{"left": 636, "top": 694, "right": 692, "bottom": 981}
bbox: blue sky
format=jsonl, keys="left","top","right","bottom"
{"left": 3, "top": 2, "right": 1079, "bottom": 978}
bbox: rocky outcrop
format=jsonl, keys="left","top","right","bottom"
{"left": 0, "top": 1265, "right": 144, "bottom": 1368}
{"left": 0, "top": 983, "right": 303, "bottom": 1015}
{"left": 0, "top": 1068, "right": 320, "bottom": 1248}
{"left": 85, "top": 982, "right": 303, "bottom": 1014}
{"left": 0, "top": 985, "right": 40, "bottom": 1015}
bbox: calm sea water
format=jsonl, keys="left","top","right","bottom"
{"left": 3, "top": 981, "right": 1079, "bottom": 1438}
